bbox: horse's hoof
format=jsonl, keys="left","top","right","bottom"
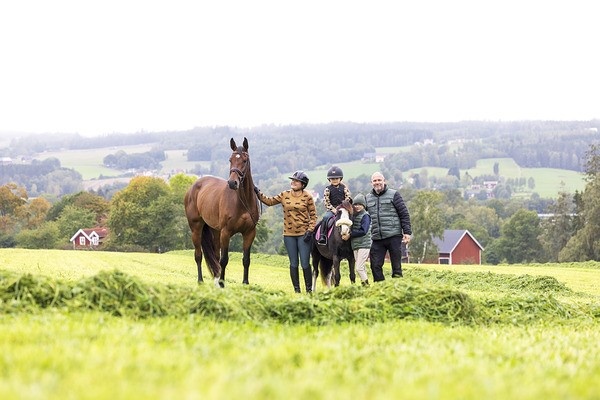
{"left": 218, "top": 279, "right": 225, "bottom": 288}
{"left": 242, "top": 280, "right": 249, "bottom": 285}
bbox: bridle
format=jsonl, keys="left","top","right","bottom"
{"left": 229, "top": 166, "right": 246, "bottom": 184}
{"left": 229, "top": 151, "right": 248, "bottom": 185}
{"left": 229, "top": 150, "right": 260, "bottom": 225}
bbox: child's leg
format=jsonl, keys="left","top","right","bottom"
{"left": 354, "top": 248, "right": 370, "bottom": 283}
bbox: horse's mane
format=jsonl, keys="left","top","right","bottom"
{"left": 337, "top": 199, "right": 353, "bottom": 216}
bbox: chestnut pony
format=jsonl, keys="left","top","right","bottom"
{"left": 184, "top": 137, "right": 259, "bottom": 287}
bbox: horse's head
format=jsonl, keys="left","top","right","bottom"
{"left": 228, "top": 137, "right": 250, "bottom": 190}
{"left": 338, "top": 200, "right": 354, "bottom": 217}
{"left": 335, "top": 200, "right": 354, "bottom": 236}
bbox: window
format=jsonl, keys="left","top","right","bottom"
{"left": 92, "top": 237, "right": 99, "bottom": 246}
{"left": 79, "top": 236, "right": 86, "bottom": 246}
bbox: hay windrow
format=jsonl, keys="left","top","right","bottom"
{"left": 0, "top": 269, "right": 596, "bottom": 326}
{"left": 409, "top": 269, "right": 574, "bottom": 296}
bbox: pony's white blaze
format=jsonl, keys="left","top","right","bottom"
{"left": 336, "top": 208, "right": 353, "bottom": 236}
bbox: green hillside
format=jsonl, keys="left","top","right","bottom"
{"left": 35, "top": 144, "right": 586, "bottom": 199}
{"left": 408, "top": 158, "right": 585, "bottom": 198}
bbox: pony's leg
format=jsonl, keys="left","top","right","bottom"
{"left": 348, "top": 257, "right": 356, "bottom": 284}
{"left": 311, "top": 252, "right": 319, "bottom": 293}
{"left": 333, "top": 259, "right": 342, "bottom": 287}
{"left": 320, "top": 257, "right": 333, "bottom": 290}
{"left": 310, "top": 240, "right": 321, "bottom": 292}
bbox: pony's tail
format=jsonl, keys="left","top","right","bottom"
{"left": 201, "top": 225, "right": 221, "bottom": 278}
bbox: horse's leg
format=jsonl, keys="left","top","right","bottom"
{"left": 348, "top": 256, "right": 356, "bottom": 284}
{"left": 217, "top": 230, "right": 230, "bottom": 288}
{"left": 190, "top": 223, "right": 204, "bottom": 283}
{"left": 333, "top": 258, "right": 342, "bottom": 287}
{"left": 321, "top": 257, "right": 334, "bottom": 290}
{"left": 241, "top": 230, "right": 256, "bottom": 285}
{"left": 311, "top": 245, "right": 320, "bottom": 293}
{"left": 219, "top": 248, "right": 228, "bottom": 288}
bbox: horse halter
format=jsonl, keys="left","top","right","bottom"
{"left": 229, "top": 151, "right": 249, "bottom": 184}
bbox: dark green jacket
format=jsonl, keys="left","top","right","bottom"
{"left": 366, "top": 185, "right": 412, "bottom": 240}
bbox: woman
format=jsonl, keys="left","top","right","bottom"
{"left": 255, "top": 170, "right": 317, "bottom": 293}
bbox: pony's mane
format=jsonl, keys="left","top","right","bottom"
{"left": 337, "top": 199, "right": 353, "bottom": 215}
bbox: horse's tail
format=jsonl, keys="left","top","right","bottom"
{"left": 201, "top": 225, "right": 221, "bottom": 278}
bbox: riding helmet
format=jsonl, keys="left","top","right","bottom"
{"left": 327, "top": 166, "right": 343, "bottom": 179}
{"left": 289, "top": 170, "right": 309, "bottom": 187}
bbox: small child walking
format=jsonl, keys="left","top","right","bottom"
{"left": 342, "top": 193, "right": 371, "bottom": 285}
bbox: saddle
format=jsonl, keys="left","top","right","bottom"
{"left": 315, "top": 215, "right": 336, "bottom": 244}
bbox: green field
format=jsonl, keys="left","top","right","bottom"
{"left": 35, "top": 144, "right": 586, "bottom": 198}
{"left": 1, "top": 249, "right": 599, "bottom": 399}
{"left": 38, "top": 144, "right": 157, "bottom": 180}
{"left": 408, "top": 158, "right": 585, "bottom": 198}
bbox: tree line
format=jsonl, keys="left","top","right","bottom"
{"left": 2, "top": 120, "right": 598, "bottom": 201}
{"left": 2, "top": 142, "right": 600, "bottom": 264}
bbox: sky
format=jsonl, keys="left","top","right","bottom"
{"left": 0, "top": 0, "right": 598, "bottom": 137}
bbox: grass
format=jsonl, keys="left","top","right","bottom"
{"left": 2, "top": 314, "right": 598, "bottom": 400}
{"left": 1, "top": 249, "right": 599, "bottom": 399}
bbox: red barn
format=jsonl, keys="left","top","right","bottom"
{"left": 432, "top": 229, "right": 484, "bottom": 265}
{"left": 69, "top": 228, "right": 109, "bottom": 249}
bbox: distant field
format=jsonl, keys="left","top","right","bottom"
{"left": 161, "top": 149, "right": 209, "bottom": 175}
{"left": 305, "top": 161, "right": 381, "bottom": 187}
{"left": 36, "top": 145, "right": 586, "bottom": 198}
{"left": 407, "top": 157, "right": 585, "bottom": 198}
{"left": 37, "top": 144, "right": 157, "bottom": 180}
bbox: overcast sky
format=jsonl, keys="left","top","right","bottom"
{"left": 0, "top": 0, "right": 597, "bottom": 137}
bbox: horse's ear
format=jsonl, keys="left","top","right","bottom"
{"left": 230, "top": 138, "right": 236, "bottom": 151}
{"left": 243, "top": 137, "right": 249, "bottom": 151}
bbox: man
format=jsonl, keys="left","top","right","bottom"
{"left": 365, "top": 172, "right": 412, "bottom": 281}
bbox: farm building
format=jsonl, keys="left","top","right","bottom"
{"left": 432, "top": 229, "right": 484, "bottom": 265}
{"left": 69, "top": 228, "right": 109, "bottom": 250}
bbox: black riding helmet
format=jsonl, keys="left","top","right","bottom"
{"left": 289, "top": 170, "right": 309, "bottom": 188}
{"left": 327, "top": 166, "right": 343, "bottom": 179}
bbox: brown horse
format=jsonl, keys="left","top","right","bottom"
{"left": 311, "top": 200, "right": 356, "bottom": 291}
{"left": 184, "top": 137, "right": 259, "bottom": 287}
